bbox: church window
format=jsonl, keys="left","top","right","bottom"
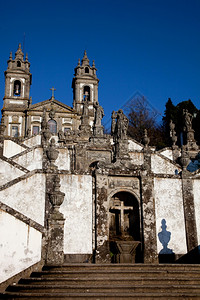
{"left": 33, "top": 126, "right": 39, "bottom": 135}
{"left": 85, "top": 67, "right": 89, "bottom": 73}
{"left": 48, "top": 119, "right": 57, "bottom": 134}
{"left": 17, "top": 61, "right": 21, "bottom": 67}
{"left": 13, "top": 80, "right": 21, "bottom": 96}
{"left": 11, "top": 126, "right": 18, "bottom": 137}
{"left": 64, "top": 127, "right": 70, "bottom": 132}
{"left": 83, "top": 86, "right": 90, "bottom": 101}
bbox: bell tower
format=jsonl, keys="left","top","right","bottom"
{"left": 72, "top": 51, "right": 99, "bottom": 118}
{"left": 2, "top": 44, "right": 32, "bottom": 137}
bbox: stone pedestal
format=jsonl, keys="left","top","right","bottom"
{"left": 94, "top": 125, "right": 104, "bottom": 136}
{"left": 46, "top": 211, "right": 65, "bottom": 265}
{"left": 115, "top": 241, "right": 140, "bottom": 263}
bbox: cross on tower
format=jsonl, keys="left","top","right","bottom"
{"left": 50, "top": 87, "right": 56, "bottom": 99}
{"left": 110, "top": 200, "right": 133, "bottom": 235}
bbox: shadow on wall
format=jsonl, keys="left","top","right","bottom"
{"left": 158, "top": 219, "right": 175, "bottom": 263}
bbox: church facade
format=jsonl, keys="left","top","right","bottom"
{"left": 0, "top": 45, "right": 200, "bottom": 285}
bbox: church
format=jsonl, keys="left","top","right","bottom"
{"left": 0, "top": 44, "right": 200, "bottom": 286}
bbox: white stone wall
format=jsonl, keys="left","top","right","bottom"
{"left": 154, "top": 178, "right": 187, "bottom": 254}
{"left": 3, "top": 140, "right": 26, "bottom": 158}
{"left": 23, "top": 135, "right": 41, "bottom": 147}
{"left": 0, "top": 174, "right": 46, "bottom": 226}
{"left": 128, "top": 140, "right": 143, "bottom": 151}
{"left": 159, "top": 149, "right": 173, "bottom": 160}
{"left": 56, "top": 148, "right": 70, "bottom": 171}
{"left": 129, "top": 152, "right": 144, "bottom": 165}
{"left": 0, "top": 210, "right": 42, "bottom": 283}
{"left": 60, "top": 174, "right": 93, "bottom": 254}
{"left": 193, "top": 179, "right": 200, "bottom": 245}
{"left": 0, "top": 160, "right": 25, "bottom": 186}
{"left": 13, "top": 148, "right": 43, "bottom": 171}
{"left": 152, "top": 154, "right": 181, "bottom": 175}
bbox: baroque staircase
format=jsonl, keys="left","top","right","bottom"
{"left": 1, "top": 264, "right": 200, "bottom": 299}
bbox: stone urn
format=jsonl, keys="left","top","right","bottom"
{"left": 46, "top": 138, "right": 59, "bottom": 166}
{"left": 43, "top": 129, "right": 51, "bottom": 141}
{"left": 142, "top": 129, "right": 150, "bottom": 147}
{"left": 49, "top": 176, "right": 65, "bottom": 213}
{"left": 180, "top": 147, "right": 189, "bottom": 171}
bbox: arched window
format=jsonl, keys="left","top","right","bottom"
{"left": 48, "top": 119, "right": 57, "bottom": 134}
{"left": 13, "top": 80, "right": 21, "bottom": 96}
{"left": 83, "top": 86, "right": 90, "bottom": 101}
{"left": 17, "top": 61, "right": 21, "bottom": 67}
{"left": 85, "top": 67, "right": 89, "bottom": 73}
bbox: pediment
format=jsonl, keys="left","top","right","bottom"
{"left": 29, "top": 99, "right": 76, "bottom": 114}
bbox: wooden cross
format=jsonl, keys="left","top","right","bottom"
{"left": 110, "top": 200, "right": 133, "bottom": 234}
{"left": 50, "top": 87, "right": 56, "bottom": 98}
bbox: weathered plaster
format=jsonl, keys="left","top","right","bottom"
{"left": 128, "top": 139, "right": 143, "bottom": 151}
{"left": 13, "top": 148, "right": 43, "bottom": 171}
{"left": 3, "top": 140, "right": 26, "bottom": 158}
{"left": 193, "top": 179, "right": 200, "bottom": 245}
{"left": 59, "top": 174, "right": 93, "bottom": 254}
{"left": 154, "top": 178, "right": 187, "bottom": 254}
{"left": 159, "top": 149, "right": 173, "bottom": 160}
{"left": 0, "top": 210, "right": 42, "bottom": 283}
{"left": 0, "top": 173, "right": 46, "bottom": 226}
{"left": 151, "top": 154, "right": 180, "bottom": 174}
{"left": 23, "top": 135, "right": 41, "bottom": 147}
{"left": 0, "top": 159, "right": 25, "bottom": 186}
{"left": 129, "top": 152, "right": 144, "bottom": 165}
{"left": 56, "top": 148, "right": 70, "bottom": 170}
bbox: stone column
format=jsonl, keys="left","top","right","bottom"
{"left": 95, "top": 173, "right": 110, "bottom": 263}
{"left": 181, "top": 172, "right": 198, "bottom": 251}
{"left": 46, "top": 175, "right": 65, "bottom": 265}
{"left": 141, "top": 148, "right": 158, "bottom": 263}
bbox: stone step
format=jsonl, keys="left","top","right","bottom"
{"left": 6, "top": 283, "right": 200, "bottom": 293}
{"left": 42, "top": 263, "right": 200, "bottom": 271}
{"left": 2, "top": 291, "right": 200, "bottom": 300}
{"left": 31, "top": 269, "right": 200, "bottom": 279}
{"left": 2, "top": 264, "right": 200, "bottom": 299}
{"left": 18, "top": 276, "right": 200, "bottom": 285}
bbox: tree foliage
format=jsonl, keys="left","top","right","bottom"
{"left": 126, "top": 96, "right": 165, "bottom": 148}
{"left": 162, "top": 98, "right": 199, "bottom": 146}
{"left": 126, "top": 95, "right": 200, "bottom": 149}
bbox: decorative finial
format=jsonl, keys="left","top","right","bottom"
{"left": 92, "top": 60, "right": 95, "bottom": 67}
{"left": 9, "top": 52, "right": 12, "bottom": 59}
{"left": 81, "top": 50, "right": 89, "bottom": 66}
{"left": 25, "top": 53, "right": 28, "bottom": 61}
{"left": 142, "top": 129, "right": 150, "bottom": 147}
{"left": 18, "top": 43, "right": 22, "bottom": 49}
{"left": 78, "top": 58, "right": 80, "bottom": 66}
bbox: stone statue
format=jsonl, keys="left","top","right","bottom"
{"left": 116, "top": 109, "right": 129, "bottom": 140}
{"left": 58, "top": 130, "right": 65, "bottom": 141}
{"left": 183, "top": 109, "right": 193, "bottom": 131}
{"left": 111, "top": 111, "right": 117, "bottom": 135}
{"left": 169, "top": 120, "right": 177, "bottom": 146}
{"left": 82, "top": 98, "right": 89, "bottom": 116}
{"left": 94, "top": 102, "right": 104, "bottom": 126}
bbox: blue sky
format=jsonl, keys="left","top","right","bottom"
{"left": 0, "top": 0, "right": 200, "bottom": 126}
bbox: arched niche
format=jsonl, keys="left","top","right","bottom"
{"left": 108, "top": 190, "right": 142, "bottom": 263}
{"left": 109, "top": 191, "right": 141, "bottom": 242}
{"left": 13, "top": 80, "right": 21, "bottom": 96}
{"left": 83, "top": 85, "right": 90, "bottom": 101}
